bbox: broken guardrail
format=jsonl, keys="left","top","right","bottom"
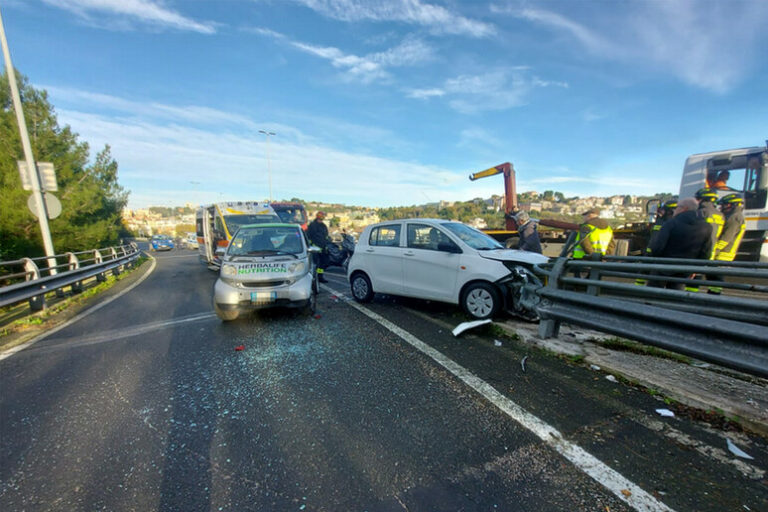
{"left": 525, "top": 256, "right": 768, "bottom": 378}
{"left": 0, "top": 243, "right": 141, "bottom": 311}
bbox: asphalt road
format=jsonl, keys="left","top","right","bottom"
{"left": 1, "top": 248, "right": 766, "bottom": 511}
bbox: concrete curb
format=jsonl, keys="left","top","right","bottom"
{"left": 496, "top": 319, "right": 768, "bottom": 436}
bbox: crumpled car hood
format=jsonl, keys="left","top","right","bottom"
{"left": 477, "top": 249, "right": 549, "bottom": 265}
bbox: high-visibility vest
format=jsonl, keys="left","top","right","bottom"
{"left": 573, "top": 225, "right": 613, "bottom": 259}
{"left": 706, "top": 211, "right": 725, "bottom": 239}
{"left": 714, "top": 222, "right": 746, "bottom": 261}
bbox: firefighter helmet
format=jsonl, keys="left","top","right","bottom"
{"left": 717, "top": 193, "right": 743, "bottom": 206}
{"left": 695, "top": 187, "right": 718, "bottom": 202}
{"left": 662, "top": 199, "right": 678, "bottom": 210}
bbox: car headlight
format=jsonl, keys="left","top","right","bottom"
{"left": 221, "top": 264, "right": 237, "bottom": 276}
{"left": 288, "top": 261, "right": 306, "bottom": 274}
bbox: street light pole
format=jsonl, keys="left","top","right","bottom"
{"left": 259, "top": 130, "right": 276, "bottom": 202}
{"left": 0, "top": 6, "right": 57, "bottom": 271}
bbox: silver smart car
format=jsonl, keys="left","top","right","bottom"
{"left": 213, "top": 223, "right": 318, "bottom": 321}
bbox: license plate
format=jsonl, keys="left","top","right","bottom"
{"left": 251, "top": 291, "right": 276, "bottom": 304}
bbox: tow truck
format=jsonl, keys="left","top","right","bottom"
{"left": 469, "top": 162, "right": 577, "bottom": 255}
{"left": 469, "top": 142, "right": 768, "bottom": 261}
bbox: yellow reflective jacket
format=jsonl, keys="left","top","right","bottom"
{"left": 573, "top": 222, "right": 614, "bottom": 259}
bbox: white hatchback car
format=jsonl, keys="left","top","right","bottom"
{"left": 347, "top": 219, "right": 548, "bottom": 320}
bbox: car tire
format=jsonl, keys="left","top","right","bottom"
{"left": 214, "top": 302, "right": 239, "bottom": 322}
{"left": 350, "top": 272, "right": 374, "bottom": 303}
{"left": 302, "top": 291, "right": 317, "bottom": 316}
{"left": 461, "top": 282, "right": 500, "bottom": 320}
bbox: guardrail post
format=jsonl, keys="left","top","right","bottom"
{"left": 537, "top": 257, "right": 568, "bottom": 338}
{"left": 587, "top": 267, "right": 601, "bottom": 296}
{"left": 66, "top": 252, "right": 83, "bottom": 294}
{"left": 94, "top": 250, "right": 107, "bottom": 282}
{"left": 22, "top": 258, "right": 45, "bottom": 311}
{"left": 110, "top": 247, "right": 121, "bottom": 276}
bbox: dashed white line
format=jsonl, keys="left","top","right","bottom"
{"left": 322, "top": 284, "right": 676, "bottom": 512}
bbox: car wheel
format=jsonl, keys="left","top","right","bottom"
{"left": 350, "top": 272, "right": 374, "bottom": 303}
{"left": 302, "top": 290, "right": 317, "bottom": 316}
{"left": 214, "top": 302, "right": 239, "bottom": 321}
{"left": 461, "top": 282, "right": 500, "bottom": 320}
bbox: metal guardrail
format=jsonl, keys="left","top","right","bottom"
{"left": 526, "top": 256, "right": 768, "bottom": 378}
{"left": 0, "top": 243, "right": 141, "bottom": 311}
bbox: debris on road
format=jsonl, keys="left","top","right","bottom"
{"left": 621, "top": 489, "right": 632, "bottom": 498}
{"left": 494, "top": 339, "right": 502, "bottom": 347}
{"left": 727, "top": 439, "right": 754, "bottom": 460}
{"left": 655, "top": 409, "right": 675, "bottom": 417}
{"left": 605, "top": 375, "right": 618, "bottom": 383}
{"left": 314, "top": 314, "right": 322, "bottom": 319}
{"left": 452, "top": 319, "right": 491, "bottom": 336}
{"left": 521, "top": 356, "right": 528, "bottom": 373}
{"left": 590, "top": 364, "right": 601, "bottom": 371}
{"left": 234, "top": 345, "right": 245, "bottom": 351}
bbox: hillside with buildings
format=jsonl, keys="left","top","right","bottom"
{"left": 122, "top": 192, "right": 672, "bottom": 237}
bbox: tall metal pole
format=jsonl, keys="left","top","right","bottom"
{"left": 259, "top": 130, "right": 276, "bottom": 202}
{"left": 0, "top": 6, "right": 57, "bottom": 272}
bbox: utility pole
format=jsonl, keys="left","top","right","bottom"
{"left": 259, "top": 130, "right": 276, "bottom": 202}
{"left": 0, "top": 6, "right": 57, "bottom": 272}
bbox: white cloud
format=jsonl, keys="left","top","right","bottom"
{"left": 256, "top": 30, "right": 433, "bottom": 84}
{"left": 494, "top": 0, "right": 768, "bottom": 93}
{"left": 410, "top": 69, "right": 568, "bottom": 114}
{"left": 293, "top": 0, "right": 495, "bottom": 38}
{"left": 43, "top": 0, "right": 216, "bottom": 34}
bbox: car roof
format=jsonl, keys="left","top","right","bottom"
{"left": 369, "top": 218, "right": 452, "bottom": 225}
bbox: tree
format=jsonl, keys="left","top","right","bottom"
{"left": 0, "top": 70, "right": 128, "bottom": 260}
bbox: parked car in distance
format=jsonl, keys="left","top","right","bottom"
{"left": 346, "top": 218, "right": 548, "bottom": 320}
{"left": 183, "top": 232, "right": 199, "bottom": 249}
{"left": 213, "top": 223, "right": 318, "bottom": 321}
{"left": 149, "top": 234, "right": 174, "bottom": 251}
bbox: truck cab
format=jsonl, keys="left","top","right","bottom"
{"left": 678, "top": 145, "right": 768, "bottom": 261}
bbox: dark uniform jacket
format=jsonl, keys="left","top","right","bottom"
{"left": 517, "top": 220, "right": 542, "bottom": 254}
{"left": 649, "top": 210, "right": 713, "bottom": 259}
{"left": 307, "top": 219, "right": 330, "bottom": 249}
{"left": 718, "top": 206, "right": 745, "bottom": 253}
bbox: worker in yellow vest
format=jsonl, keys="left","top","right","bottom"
{"left": 573, "top": 208, "right": 615, "bottom": 259}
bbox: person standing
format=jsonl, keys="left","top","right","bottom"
{"left": 706, "top": 194, "right": 747, "bottom": 294}
{"left": 573, "top": 208, "right": 615, "bottom": 259}
{"left": 695, "top": 187, "right": 725, "bottom": 257}
{"left": 648, "top": 198, "right": 713, "bottom": 289}
{"left": 307, "top": 211, "right": 331, "bottom": 283}
{"left": 635, "top": 199, "right": 677, "bottom": 285}
{"left": 512, "top": 211, "right": 542, "bottom": 254}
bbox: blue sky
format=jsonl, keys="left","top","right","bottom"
{"left": 2, "top": 0, "right": 767, "bottom": 209}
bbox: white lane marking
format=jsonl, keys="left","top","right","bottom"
{"left": 17, "top": 312, "right": 217, "bottom": 355}
{"left": 322, "top": 284, "right": 675, "bottom": 512}
{"left": 0, "top": 255, "right": 158, "bottom": 361}
{"left": 148, "top": 253, "right": 199, "bottom": 259}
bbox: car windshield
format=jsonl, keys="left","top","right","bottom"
{"left": 153, "top": 235, "right": 170, "bottom": 240}
{"left": 224, "top": 214, "right": 282, "bottom": 234}
{"left": 443, "top": 222, "right": 503, "bottom": 250}
{"left": 227, "top": 226, "right": 304, "bottom": 256}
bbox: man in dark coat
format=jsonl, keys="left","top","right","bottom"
{"left": 512, "top": 211, "right": 542, "bottom": 254}
{"left": 307, "top": 211, "right": 330, "bottom": 283}
{"left": 647, "top": 198, "right": 714, "bottom": 289}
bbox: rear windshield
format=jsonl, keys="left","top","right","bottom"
{"left": 228, "top": 226, "right": 305, "bottom": 256}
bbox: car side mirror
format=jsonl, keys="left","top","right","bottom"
{"left": 438, "top": 241, "right": 462, "bottom": 253}
{"left": 308, "top": 246, "right": 322, "bottom": 254}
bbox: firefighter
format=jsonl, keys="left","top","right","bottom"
{"left": 687, "top": 188, "right": 725, "bottom": 291}
{"left": 307, "top": 211, "right": 331, "bottom": 283}
{"left": 636, "top": 199, "right": 677, "bottom": 285}
{"left": 573, "top": 208, "right": 615, "bottom": 260}
{"left": 706, "top": 194, "right": 746, "bottom": 294}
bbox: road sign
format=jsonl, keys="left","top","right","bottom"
{"left": 17, "top": 161, "right": 58, "bottom": 191}
{"left": 27, "top": 192, "right": 62, "bottom": 219}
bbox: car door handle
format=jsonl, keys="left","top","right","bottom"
{"left": 404, "top": 251, "right": 415, "bottom": 256}
{"left": 366, "top": 248, "right": 375, "bottom": 253}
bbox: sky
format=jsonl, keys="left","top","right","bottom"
{"left": 1, "top": 0, "right": 767, "bottom": 209}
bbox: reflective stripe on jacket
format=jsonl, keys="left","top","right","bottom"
{"left": 714, "top": 208, "right": 746, "bottom": 261}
